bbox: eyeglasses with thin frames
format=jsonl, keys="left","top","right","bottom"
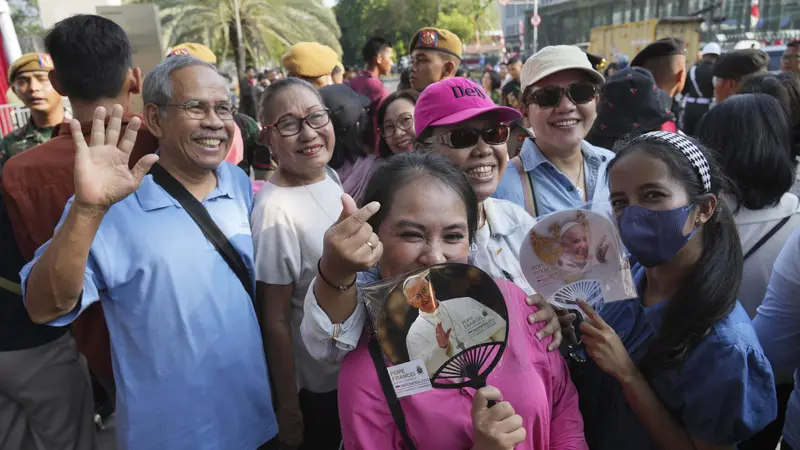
{"left": 265, "top": 109, "right": 331, "bottom": 137}
{"left": 163, "top": 100, "right": 237, "bottom": 121}
{"left": 381, "top": 113, "right": 414, "bottom": 138}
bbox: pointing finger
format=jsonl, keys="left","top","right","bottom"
{"left": 338, "top": 202, "right": 381, "bottom": 236}
{"left": 334, "top": 194, "right": 359, "bottom": 226}
{"left": 578, "top": 300, "right": 607, "bottom": 329}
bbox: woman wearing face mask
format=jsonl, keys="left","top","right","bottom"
{"left": 567, "top": 132, "right": 777, "bottom": 449}
{"left": 321, "top": 84, "right": 380, "bottom": 206}
{"left": 376, "top": 90, "right": 419, "bottom": 157}
{"left": 313, "top": 151, "right": 587, "bottom": 449}
{"left": 251, "top": 78, "right": 344, "bottom": 450}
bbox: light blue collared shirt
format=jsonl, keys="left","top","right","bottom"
{"left": 21, "top": 162, "right": 277, "bottom": 450}
{"left": 753, "top": 227, "right": 800, "bottom": 449}
{"left": 493, "top": 138, "right": 615, "bottom": 217}
{"left": 577, "top": 265, "right": 777, "bottom": 448}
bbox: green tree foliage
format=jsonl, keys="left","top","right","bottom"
{"left": 9, "top": 0, "right": 43, "bottom": 37}
{"left": 124, "top": 0, "right": 341, "bottom": 76}
{"left": 336, "top": 0, "right": 499, "bottom": 66}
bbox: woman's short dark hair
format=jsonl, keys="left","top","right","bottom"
{"left": 375, "top": 90, "right": 420, "bottom": 157}
{"left": 484, "top": 70, "right": 501, "bottom": 91}
{"left": 609, "top": 135, "right": 742, "bottom": 378}
{"left": 259, "top": 77, "right": 322, "bottom": 125}
{"left": 738, "top": 72, "right": 800, "bottom": 158}
{"left": 697, "top": 93, "right": 794, "bottom": 210}
{"left": 362, "top": 152, "right": 479, "bottom": 244}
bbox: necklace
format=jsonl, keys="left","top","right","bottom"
{"left": 277, "top": 168, "right": 338, "bottom": 223}
{"left": 304, "top": 184, "right": 337, "bottom": 224}
{"left": 572, "top": 155, "right": 586, "bottom": 201}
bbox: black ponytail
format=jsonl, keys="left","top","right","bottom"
{"left": 609, "top": 137, "right": 743, "bottom": 378}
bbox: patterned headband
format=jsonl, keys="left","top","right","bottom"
{"left": 632, "top": 131, "right": 712, "bottom": 193}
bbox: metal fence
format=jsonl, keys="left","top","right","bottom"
{"left": 0, "top": 105, "right": 31, "bottom": 137}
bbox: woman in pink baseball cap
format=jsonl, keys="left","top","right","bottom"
{"left": 414, "top": 77, "right": 544, "bottom": 297}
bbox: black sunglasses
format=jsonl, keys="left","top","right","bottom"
{"left": 527, "top": 82, "right": 597, "bottom": 108}
{"left": 424, "top": 125, "right": 510, "bottom": 149}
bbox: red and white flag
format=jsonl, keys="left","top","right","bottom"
{"left": 750, "top": 0, "right": 760, "bottom": 29}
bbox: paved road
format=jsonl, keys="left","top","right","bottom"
{"left": 384, "top": 78, "right": 400, "bottom": 93}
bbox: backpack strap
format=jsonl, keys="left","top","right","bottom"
{"left": 744, "top": 216, "right": 792, "bottom": 261}
{"left": 510, "top": 156, "right": 538, "bottom": 217}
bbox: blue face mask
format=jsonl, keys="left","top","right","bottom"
{"left": 617, "top": 204, "right": 697, "bottom": 268}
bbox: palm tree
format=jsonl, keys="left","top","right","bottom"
{"left": 125, "top": 0, "right": 342, "bottom": 79}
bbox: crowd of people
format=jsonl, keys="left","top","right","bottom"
{"left": 1, "top": 10, "right": 800, "bottom": 450}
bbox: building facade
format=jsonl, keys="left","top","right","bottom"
{"left": 501, "top": 0, "right": 799, "bottom": 55}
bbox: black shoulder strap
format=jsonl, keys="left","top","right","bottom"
{"left": 148, "top": 163, "right": 254, "bottom": 302}
{"left": 744, "top": 216, "right": 792, "bottom": 261}
{"left": 368, "top": 335, "right": 417, "bottom": 450}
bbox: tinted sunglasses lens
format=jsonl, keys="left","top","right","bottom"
{"left": 449, "top": 129, "right": 481, "bottom": 148}
{"left": 483, "top": 125, "right": 510, "bottom": 145}
{"left": 532, "top": 87, "right": 562, "bottom": 108}
{"left": 568, "top": 83, "right": 596, "bottom": 104}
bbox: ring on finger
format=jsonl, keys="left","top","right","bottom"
{"left": 366, "top": 241, "right": 374, "bottom": 250}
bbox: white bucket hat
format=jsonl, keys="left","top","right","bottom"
{"left": 521, "top": 45, "right": 605, "bottom": 93}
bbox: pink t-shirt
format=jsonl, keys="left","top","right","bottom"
{"left": 350, "top": 71, "right": 389, "bottom": 108}
{"left": 224, "top": 123, "right": 245, "bottom": 165}
{"left": 338, "top": 280, "right": 588, "bottom": 450}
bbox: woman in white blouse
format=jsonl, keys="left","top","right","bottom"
{"left": 697, "top": 93, "right": 800, "bottom": 318}
{"left": 250, "top": 78, "right": 345, "bottom": 450}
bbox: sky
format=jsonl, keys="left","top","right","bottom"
{"left": 323, "top": 0, "right": 338, "bottom": 6}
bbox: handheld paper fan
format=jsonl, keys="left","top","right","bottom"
{"left": 552, "top": 279, "right": 605, "bottom": 317}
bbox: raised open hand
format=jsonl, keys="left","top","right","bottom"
{"left": 596, "top": 235, "right": 610, "bottom": 263}
{"left": 72, "top": 105, "right": 159, "bottom": 209}
{"left": 436, "top": 322, "right": 452, "bottom": 349}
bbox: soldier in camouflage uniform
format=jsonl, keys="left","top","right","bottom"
{"left": 0, "top": 53, "right": 64, "bottom": 169}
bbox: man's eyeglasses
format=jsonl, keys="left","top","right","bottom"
{"left": 424, "top": 124, "right": 510, "bottom": 149}
{"left": 165, "top": 101, "right": 236, "bottom": 121}
{"left": 265, "top": 109, "right": 331, "bottom": 137}
{"left": 781, "top": 54, "right": 800, "bottom": 62}
{"left": 525, "top": 82, "right": 597, "bottom": 109}
{"left": 381, "top": 113, "right": 414, "bottom": 138}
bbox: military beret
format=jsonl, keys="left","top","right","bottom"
{"left": 585, "top": 52, "right": 608, "bottom": 71}
{"left": 409, "top": 27, "right": 463, "bottom": 60}
{"left": 8, "top": 53, "right": 54, "bottom": 83}
{"left": 631, "top": 38, "right": 686, "bottom": 67}
{"left": 713, "top": 49, "right": 769, "bottom": 80}
{"left": 167, "top": 43, "right": 217, "bottom": 64}
{"left": 282, "top": 42, "right": 340, "bottom": 78}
